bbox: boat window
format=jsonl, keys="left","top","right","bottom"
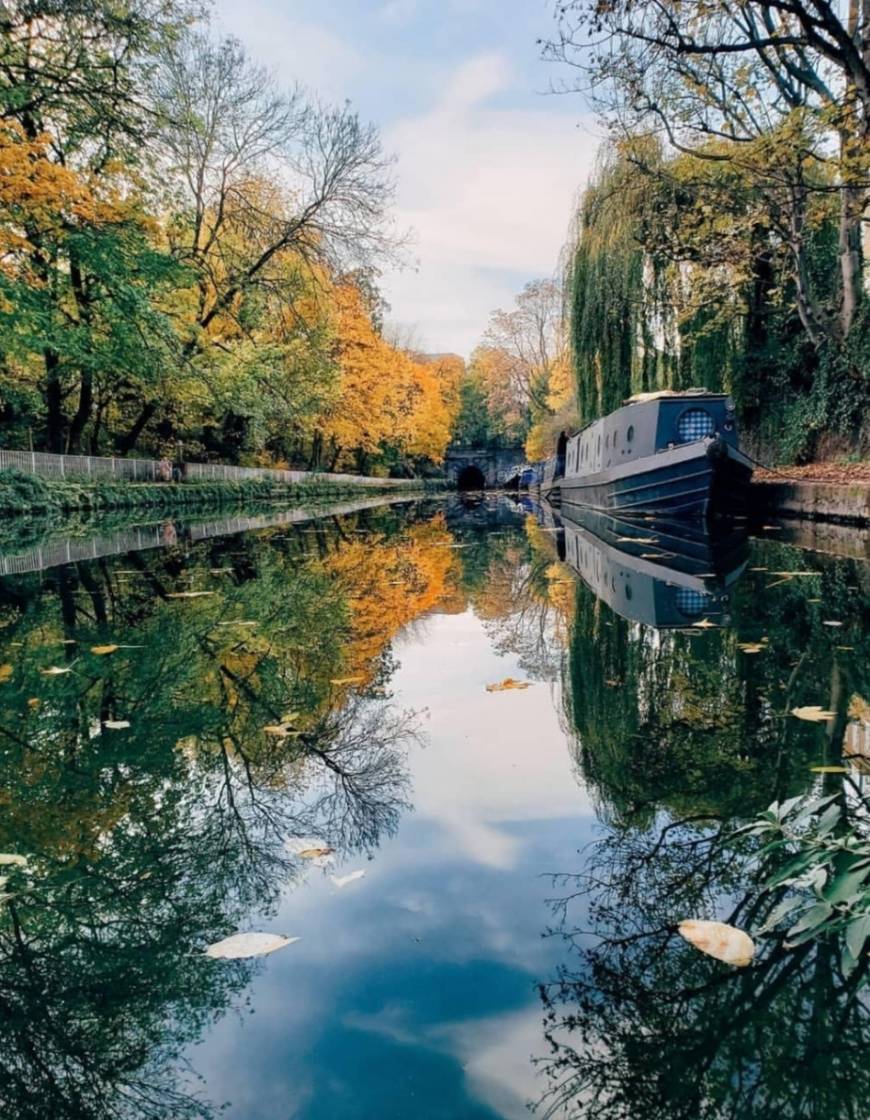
{"left": 627, "top": 425, "right": 634, "bottom": 443}
{"left": 605, "top": 434, "right": 610, "bottom": 449}
{"left": 677, "top": 408, "right": 715, "bottom": 443}
{"left": 597, "top": 435, "right": 601, "bottom": 455}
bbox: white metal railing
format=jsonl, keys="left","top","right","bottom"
{"left": 0, "top": 447, "right": 411, "bottom": 488}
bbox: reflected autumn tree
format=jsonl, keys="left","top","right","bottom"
{"left": 0, "top": 506, "right": 448, "bottom": 1119}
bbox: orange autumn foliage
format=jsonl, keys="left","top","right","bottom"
{"left": 320, "top": 283, "right": 454, "bottom": 466}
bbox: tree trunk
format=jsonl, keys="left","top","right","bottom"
{"left": 44, "top": 350, "right": 64, "bottom": 453}
{"left": 66, "top": 370, "right": 92, "bottom": 453}
{"left": 117, "top": 401, "right": 157, "bottom": 456}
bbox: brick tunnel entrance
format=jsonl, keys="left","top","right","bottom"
{"left": 457, "top": 464, "right": 486, "bottom": 491}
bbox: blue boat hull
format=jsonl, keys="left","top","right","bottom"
{"left": 558, "top": 438, "right": 752, "bottom": 520}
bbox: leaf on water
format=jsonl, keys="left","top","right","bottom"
{"left": 486, "top": 678, "right": 532, "bottom": 692}
{"left": 215, "top": 620, "right": 257, "bottom": 627}
{"left": 822, "top": 620, "right": 843, "bottom": 627}
{"left": 0, "top": 853, "right": 27, "bottom": 867}
{"left": 91, "top": 644, "right": 119, "bottom": 656}
{"left": 332, "top": 869, "right": 366, "bottom": 888}
{"left": 749, "top": 567, "right": 769, "bottom": 572}
{"left": 40, "top": 665, "right": 73, "bottom": 676}
{"left": 263, "top": 724, "right": 299, "bottom": 738}
{"left": 810, "top": 765, "right": 848, "bottom": 773}
{"left": 738, "top": 641, "right": 766, "bottom": 653}
{"left": 0, "top": 664, "right": 12, "bottom": 683}
{"left": 678, "top": 919, "right": 755, "bottom": 967}
{"left": 104, "top": 720, "right": 131, "bottom": 730}
{"left": 791, "top": 706, "right": 836, "bottom": 722}
{"left": 837, "top": 645, "right": 855, "bottom": 651}
{"left": 691, "top": 619, "right": 718, "bottom": 630}
{"left": 204, "top": 932, "right": 299, "bottom": 960}
{"left": 285, "top": 838, "right": 334, "bottom": 866}
{"left": 166, "top": 591, "right": 216, "bottom": 599}
{"left": 330, "top": 676, "right": 365, "bottom": 685}
{"left": 27, "top": 698, "right": 39, "bottom": 709}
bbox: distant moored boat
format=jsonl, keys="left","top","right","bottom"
{"left": 541, "top": 389, "right": 753, "bottom": 519}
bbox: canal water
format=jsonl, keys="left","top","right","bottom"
{"left": 0, "top": 495, "right": 867, "bottom": 1119}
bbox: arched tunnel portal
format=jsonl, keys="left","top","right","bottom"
{"left": 457, "top": 464, "right": 486, "bottom": 491}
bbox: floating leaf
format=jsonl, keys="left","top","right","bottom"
{"left": 204, "top": 932, "right": 299, "bottom": 960}
{"left": 332, "top": 869, "right": 366, "bottom": 888}
{"left": 263, "top": 724, "right": 299, "bottom": 738}
{"left": 822, "top": 620, "right": 843, "bottom": 627}
{"left": 678, "top": 919, "right": 755, "bottom": 967}
{"left": 91, "top": 644, "right": 119, "bottom": 656}
{"left": 104, "top": 720, "right": 131, "bottom": 730}
{"left": 486, "top": 678, "right": 532, "bottom": 692}
{"left": 810, "top": 765, "right": 848, "bottom": 773}
{"left": 0, "top": 853, "right": 27, "bottom": 867}
{"left": 166, "top": 591, "right": 216, "bottom": 599}
{"left": 297, "top": 847, "right": 334, "bottom": 860}
{"left": 215, "top": 620, "right": 257, "bottom": 627}
{"left": 691, "top": 619, "right": 718, "bottom": 630}
{"left": 0, "top": 664, "right": 12, "bottom": 683}
{"left": 792, "top": 706, "right": 836, "bottom": 722}
{"left": 40, "top": 665, "right": 73, "bottom": 676}
{"left": 738, "top": 642, "right": 766, "bottom": 654}
{"left": 27, "top": 698, "right": 39, "bottom": 709}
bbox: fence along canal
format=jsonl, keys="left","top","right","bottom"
{"left": 0, "top": 448, "right": 413, "bottom": 488}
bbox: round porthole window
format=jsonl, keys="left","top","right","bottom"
{"left": 677, "top": 408, "right": 715, "bottom": 443}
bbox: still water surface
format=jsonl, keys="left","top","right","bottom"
{"left": 0, "top": 495, "right": 867, "bottom": 1119}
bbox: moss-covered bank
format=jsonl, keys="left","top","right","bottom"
{"left": 0, "top": 467, "right": 445, "bottom": 518}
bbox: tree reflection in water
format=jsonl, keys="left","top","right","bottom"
{"left": 0, "top": 505, "right": 442, "bottom": 1120}
{"left": 536, "top": 528, "right": 870, "bottom": 1120}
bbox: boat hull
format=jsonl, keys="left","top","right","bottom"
{"left": 558, "top": 438, "right": 752, "bottom": 520}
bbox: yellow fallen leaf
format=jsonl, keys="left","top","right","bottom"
{"left": 0, "top": 664, "right": 12, "bottom": 683}
{"left": 692, "top": 619, "right": 719, "bottom": 630}
{"left": 810, "top": 766, "right": 849, "bottom": 773}
{"left": 27, "top": 698, "right": 39, "bottom": 709}
{"left": 486, "top": 678, "right": 532, "bottom": 692}
{"left": 40, "top": 665, "right": 73, "bottom": 676}
{"left": 738, "top": 643, "right": 765, "bottom": 654}
{"left": 678, "top": 919, "right": 755, "bottom": 967}
{"left": 91, "top": 644, "right": 119, "bottom": 655}
{"left": 792, "top": 705, "right": 836, "bottom": 722}
{"left": 297, "top": 847, "right": 334, "bottom": 860}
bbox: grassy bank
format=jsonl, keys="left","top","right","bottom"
{"left": 0, "top": 467, "right": 446, "bottom": 518}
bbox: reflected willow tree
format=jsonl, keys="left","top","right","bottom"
{"left": 536, "top": 537, "right": 870, "bottom": 1118}
{"left": 0, "top": 507, "right": 444, "bottom": 1119}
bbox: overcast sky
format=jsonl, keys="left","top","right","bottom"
{"left": 213, "top": 0, "right": 599, "bottom": 357}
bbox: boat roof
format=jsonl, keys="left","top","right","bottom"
{"left": 623, "top": 388, "right": 723, "bottom": 405}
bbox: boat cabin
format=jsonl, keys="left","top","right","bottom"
{"left": 565, "top": 390, "right": 738, "bottom": 480}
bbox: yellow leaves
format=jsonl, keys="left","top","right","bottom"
{"left": 486, "top": 678, "right": 532, "bottom": 692}
{"left": 678, "top": 920, "right": 755, "bottom": 968}
{"left": 90, "top": 644, "right": 119, "bottom": 656}
{"left": 0, "top": 664, "right": 12, "bottom": 683}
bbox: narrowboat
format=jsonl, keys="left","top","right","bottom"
{"left": 551, "top": 390, "right": 752, "bottom": 519}
{"left": 557, "top": 505, "right": 749, "bottom": 629}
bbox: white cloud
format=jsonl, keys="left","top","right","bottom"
{"left": 382, "top": 52, "right": 597, "bottom": 354}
